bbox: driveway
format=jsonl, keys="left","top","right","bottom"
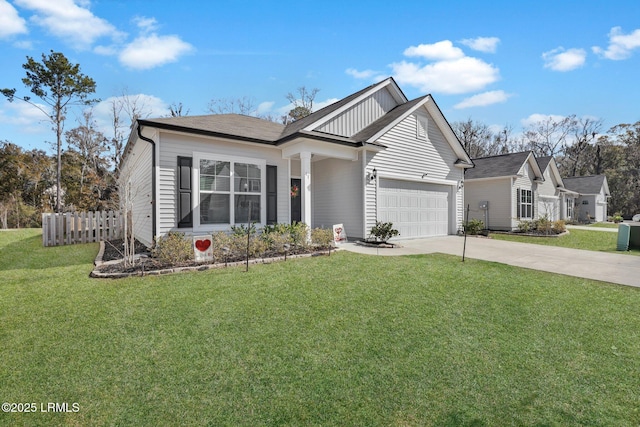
{"left": 341, "top": 236, "right": 640, "bottom": 288}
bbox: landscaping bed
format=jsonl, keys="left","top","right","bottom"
{"left": 93, "top": 224, "right": 336, "bottom": 278}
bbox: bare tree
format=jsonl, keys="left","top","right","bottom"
{"left": 452, "top": 118, "right": 497, "bottom": 158}
{"left": 560, "top": 117, "right": 603, "bottom": 176}
{"left": 523, "top": 115, "right": 577, "bottom": 157}
{"left": 284, "top": 86, "right": 320, "bottom": 124}
{"left": 109, "top": 89, "right": 155, "bottom": 174}
{"left": 169, "top": 102, "right": 190, "bottom": 117}
{"left": 207, "top": 96, "right": 256, "bottom": 115}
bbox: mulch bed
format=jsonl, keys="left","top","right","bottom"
{"left": 93, "top": 238, "right": 334, "bottom": 278}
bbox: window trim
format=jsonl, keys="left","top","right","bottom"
{"left": 518, "top": 188, "right": 533, "bottom": 219}
{"left": 193, "top": 152, "right": 266, "bottom": 231}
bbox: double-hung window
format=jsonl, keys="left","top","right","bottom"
{"left": 518, "top": 188, "right": 533, "bottom": 219}
{"left": 197, "top": 154, "right": 264, "bottom": 228}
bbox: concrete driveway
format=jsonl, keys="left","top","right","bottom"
{"left": 341, "top": 236, "right": 640, "bottom": 288}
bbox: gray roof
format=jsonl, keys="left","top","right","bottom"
{"left": 563, "top": 175, "right": 608, "bottom": 195}
{"left": 139, "top": 114, "right": 285, "bottom": 144}
{"left": 465, "top": 151, "right": 533, "bottom": 180}
{"left": 537, "top": 155, "right": 552, "bottom": 172}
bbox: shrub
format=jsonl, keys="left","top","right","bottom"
{"left": 369, "top": 221, "right": 399, "bottom": 242}
{"left": 609, "top": 212, "right": 624, "bottom": 223}
{"left": 464, "top": 218, "right": 484, "bottom": 235}
{"left": 289, "top": 222, "right": 310, "bottom": 248}
{"left": 552, "top": 220, "right": 566, "bottom": 233}
{"left": 517, "top": 220, "right": 532, "bottom": 233}
{"left": 311, "top": 228, "right": 334, "bottom": 249}
{"left": 152, "top": 232, "right": 193, "bottom": 264}
{"left": 535, "top": 216, "right": 553, "bottom": 235}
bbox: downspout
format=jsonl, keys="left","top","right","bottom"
{"left": 137, "top": 124, "right": 157, "bottom": 242}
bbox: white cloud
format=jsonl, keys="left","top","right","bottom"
{"left": 15, "top": 0, "right": 123, "bottom": 49}
{"left": 256, "top": 101, "right": 275, "bottom": 115}
{"left": 345, "top": 68, "right": 380, "bottom": 79}
{"left": 403, "top": 40, "right": 465, "bottom": 60}
{"left": 460, "top": 37, "right": 500, "bottom": 53}
{"left": 592, "top": 26, "right": 640, "bottom": 60}
{"left": 133, "top": 16, "right": 159, "bottom": 34}
{"left": 542, "top": 47, "right": 586, "bottom": 71}
{"left": 0, "top": 99, "right": 51, "bottom": 134}
{"left": 391, "top": 56, "right": 500, "bottom": 95}
{"left": 119, "top": 33, "right": 193, "bottom": 70}
{"left": 0, "top": 0, "right": 28, "bottom": 38}
{"left": 453, "top": 90, "right": 511, "bottom": 109}
{"left": 520, "top": 113, "right": 567, "bottom": 128}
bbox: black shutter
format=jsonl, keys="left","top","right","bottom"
{"left": 517, "top": 188, "right": 521, "bottom": 218}
{"left": 266, "top": 165, "right": 277, "bottom": 225}
{"left": 177, "top": 156, "right": 193, "bottom": 228}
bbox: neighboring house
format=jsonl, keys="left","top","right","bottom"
{"left": 119, "top": 77, "right": 474, "bottom": 247}
{"left": 563, "top": 175, "right": 610, "bottom": 222}
{"left": 536, "top": 156, "right": 579, "bottom": 222}
{"left": 464, "top": 151, "right": 545, "bottom": 230}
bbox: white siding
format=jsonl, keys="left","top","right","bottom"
{"left": 119, "top": 137, "right": 154, "bottom": 247}
{"left": 364, "top": 108, "right": 463, "bottom": 235}
{"left": 537, "top": 167, "right": 561, "bottom": 220}
{"left": 464, "top": 178, "right": 513, "bottom": 230}
{"left": 315, "top": 88, "right": 398, "bottom": 137}
{"left": 157, "top": 132, "right": 290, "bottom": 236}
{"left": 312, "top": 155, "right": 364, "bottom": 239}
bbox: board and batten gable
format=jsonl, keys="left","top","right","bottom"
{"left": 119, "top": 129, "right": 155, "bottom": 247}
{"left": 364, "top": 107, "right": 464, "bottom": 236}
{"left": 315, "top": 87, "right": 400, "bottom": 137}
{"left": 157, "top": 131, "right": 290, "bottom": 236}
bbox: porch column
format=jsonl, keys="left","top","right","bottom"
{"left": 300, "top": 151, "right": 312, "bottom": 230}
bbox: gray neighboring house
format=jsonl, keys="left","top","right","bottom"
{"left": 464, "top": 151, "right": 544, "bottom": 231}
{"left": 563, "top": 175, "right": 610, "bottom": 222}
{"left": 119, "top": 77, "right": 473, "bottom": 247}
{"left": 536, "top": 156, "right": 579, "bottom": 222}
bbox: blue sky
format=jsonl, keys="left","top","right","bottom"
{"left": 2, "top": 0, "right": 640, "bottom": 152}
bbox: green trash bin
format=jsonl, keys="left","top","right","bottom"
{"left": 617, "top": 223, "right": 630, "bottom": 251}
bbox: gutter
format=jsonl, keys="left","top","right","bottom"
{"left": 137, "top": 124, "right": 157, "bottom": 243}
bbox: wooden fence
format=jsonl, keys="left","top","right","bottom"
{"left": 42, "top": 210, "right": 123, "bottom": 247}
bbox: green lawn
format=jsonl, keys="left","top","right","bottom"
{"left": 587, "top": 222, "right": 619, "bottom": 229}
{"left": 2, "top": 229, "right": 640, "bottom": 426}
{"left": 492, "top": 228, "right": 640, "bottom": 255}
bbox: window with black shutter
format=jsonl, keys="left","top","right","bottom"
{"left": 177, "top": 156, "right": 192, "bottom": 228}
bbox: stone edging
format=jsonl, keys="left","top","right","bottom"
{"left": 91, "top": 241, "right": 338, "bottom": 279}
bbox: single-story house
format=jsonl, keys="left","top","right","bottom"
{"left": 563, "top": 175, "right": 610, "bottom": 222}
{"left": 464, "top": 151, "right": 545, "bottom": 230}
{"left": 119, "top": 77, "right": 474, "bottom": 247}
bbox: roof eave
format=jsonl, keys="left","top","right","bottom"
{"left": 137, "top": 119, "right": 278, "bottom": 146}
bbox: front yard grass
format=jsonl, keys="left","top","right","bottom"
{"left": 2, "top": 229, "right": 640, "bottom": 426}
{"left": 492, "top": 228, "right": 640, "bottom": 255}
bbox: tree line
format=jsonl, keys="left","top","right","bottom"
{"left": 452, "top": 117, "right": 640, "bottom": 218}
{"left": 1, "top": 51, "right": 638, "bottom": 228}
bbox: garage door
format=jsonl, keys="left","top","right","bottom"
{"left": 378, "top": 179, "right": 449, "bottom": 238}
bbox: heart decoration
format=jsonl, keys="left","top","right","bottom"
{"left": 195, "top": 239, "right": 211, "bottom": 252}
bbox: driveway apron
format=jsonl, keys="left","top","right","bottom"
{"left": 341, "top": 236, "right": 640, "bottom": 288}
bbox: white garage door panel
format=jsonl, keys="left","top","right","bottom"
{"left": 378, "top": 179, "right": 449, "bottom": 238}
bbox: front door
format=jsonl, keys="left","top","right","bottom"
{"left": 290, "top": 178, "right": 301, "bottom": 223}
